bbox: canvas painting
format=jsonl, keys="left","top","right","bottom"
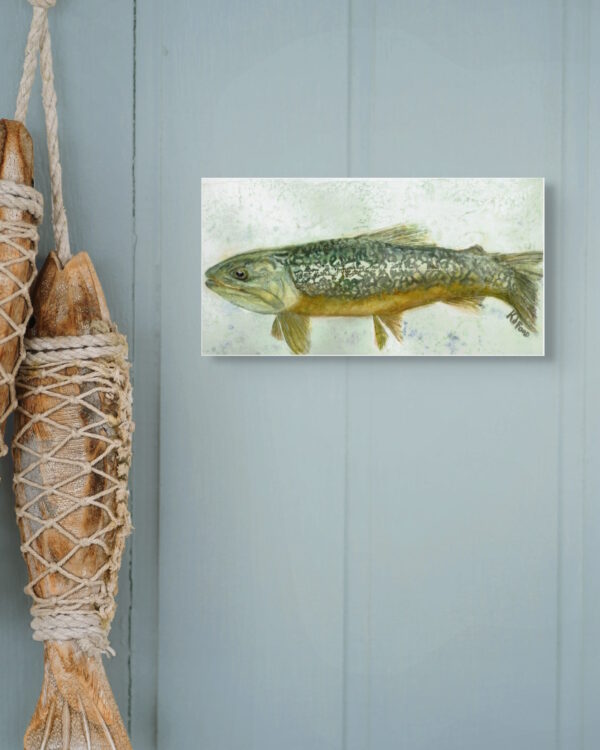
{"left": 201, "top": 178, "right": 544, "bottom": 356}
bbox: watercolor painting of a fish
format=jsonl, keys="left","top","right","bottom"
{"left": 201, "top": 178, "right": 544, "bottom": 356}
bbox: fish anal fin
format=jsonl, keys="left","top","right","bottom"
{"left": 354, "top": 223, "right": 431, "bottom": 247}
{"left": 379, "top": 313, "right": 404, "bottom": 343}
{"left": 277, "top": 312, "right": 311, "bottom": 355}
{"left": 271, "top": 317, "right": 283, "bottom": 340}
{"left": 373, "top": 316, "right": 388, "bottom": 350}
{"left": 444, "top": 297, "right": 484, "bottom": 313}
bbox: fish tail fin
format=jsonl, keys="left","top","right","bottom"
{"left": 24, "top": 642, "right": 131, "bottom": 749}
{"left": 498, "top": 251, "right": 543, "bottom": 332}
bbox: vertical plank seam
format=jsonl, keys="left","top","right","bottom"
{"left": 346, "top": 0, "right": 353, "bottom": 176}
{"left": 576, "top": 2, "right": 589, "bottom": 745}
{"left": 344, "top": 2, "right": 375, "bottom": 748}
{"left": 343, "top": 364, "right": 349, "bottom": 750}
{"left": 557, "top": 0, "right": 588, "bottom": 746}
{"left": 155, "top": 2, "right": 164, "bottom": 743}
{"left": 555, "top": 1, "right": 565, "bottom": 744}
{"left": 343, "top": 0, "right": 352, "bottom": 745}
{"left": 126, "top": 0, "right": 137, "bottom": 734}
{"left": 582, "top": 1, "right": 591, "bottom": 746}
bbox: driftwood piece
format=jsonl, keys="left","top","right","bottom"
{"left": 13, "top": 251, "right": 132, "bottom": 750}
{"left": 0, "top": 118, "right": 37, "bottom": 450}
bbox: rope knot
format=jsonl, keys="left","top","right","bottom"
{"left": 28, "top": 0, "right": 56, "bottom": 9}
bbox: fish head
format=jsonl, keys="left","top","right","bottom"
{"left": 205, "top": 250, "right": 298, "bottom": 314}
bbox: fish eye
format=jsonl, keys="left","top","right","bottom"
{"left": 233, "top": 268, "right": 248, "bottom": 281}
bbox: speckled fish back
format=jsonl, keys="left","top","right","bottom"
{"left": 286, "top": 238, "right": 512, "bottom": 299}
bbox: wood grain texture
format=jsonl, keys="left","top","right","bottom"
{"left": 0, "top": 119, "right": 36, "bottom": 443}
{"left": 0, "top": 1, "right": 136, "bottom": 747}
{"left": 14, "top": 252, "right": 130, "bottom": 750}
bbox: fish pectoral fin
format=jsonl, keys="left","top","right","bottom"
{"left": 353, "top": 223, "right": 431, "bottom": 247}
{"left": 277, "top": 312, "right": 311, "bottom": 355}
{"left": 271, "top": 317, "right": 283, "bottom": 340}
{"left": 379, "top": 313, "right": 404, "bottom": 343}
{"left": 444, "top": 297, "right": 484, "bottom": 313}
{"left": 373, "top": 316, "right": 388, "bottom": 350}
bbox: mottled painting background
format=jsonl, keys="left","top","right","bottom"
{"left": 201, "top": 178, "right": 544, "bottom": 356}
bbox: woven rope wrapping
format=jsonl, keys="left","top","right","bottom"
{"left": 13, "top": 329, "right": 133, "bottom": 656}
{"left": 0, "top": 179, "right": 43, "bottom": 456}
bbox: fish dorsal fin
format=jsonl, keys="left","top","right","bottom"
{"left": 465, "top": 244, "right": 485, "bottom": 254}
{"left": 277, "top": 312, "right": 311, "bottom": 355}
{"left": 379, "top": 313, "right": 404, "bottom": 342}
{"left": 271, "top": 317, "right": 283, "bottom": 340}
{"left": 373, "top": 316, "right": 388, "bottom": 350}
{"left": 444, "top": 296, "right": 484, "bottom": 313}
{"left": 354, "top": 223, "right": 430, "bottom": 247}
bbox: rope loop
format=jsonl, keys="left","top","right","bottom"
{"left": 15, "top": 0, "right": 71, "bottom": 264}
{"left": 28, "top": 0, "right": 56, "bottom": 8}
{"left": 24, "top": 332, "right": 129, "bottom": 365}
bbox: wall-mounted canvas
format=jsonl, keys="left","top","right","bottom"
{"left": 201, "top": 178, "right": 544, "bottom": 356}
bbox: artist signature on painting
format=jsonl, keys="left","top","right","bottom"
{"left": 506, "top": 310, "right": 530, "bottom": 337}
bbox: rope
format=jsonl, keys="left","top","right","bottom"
{"left": 15, "top": 0, "right": 71, "bottom": 265}
{"left": 13, "top": 329, "right": 133, "bottom": 656}
{"left": 0, "top": 179, "right": 43, "bottom": 456}
{"left": 25, "top": 332, "right": 129, "bottom": 365}
{"left": 9, "top": 1, "right": 133, "bottom": 658}
{"left": 10, "top": 0, "right": 133, "bottom": 659}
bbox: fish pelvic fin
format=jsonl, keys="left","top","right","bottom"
{"left": 379, "top": 313, "right": 404, "bottom": 343}
{"left": 498, "top": 251, "right": 544, "bottom": 332}
{"left": 373, "top": 316, "right": 388, "bottom": 349}
{"left": 444, "top": 297, "right": 484, "bottom": 313}
{"left": 353, "top": 223, "right": 431, "bottom": 247}
{"left": 277, "top": 312, "right": 311, "bottom": 354}
{"left": 271, "top": 317, "right": 283, "bottom": 340}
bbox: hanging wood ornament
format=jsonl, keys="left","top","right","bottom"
{"left": 0, "top": 119, "right": 41, "bottom": 454}
{"left": 11, "top": 2, "right": 134, "bottom": 748}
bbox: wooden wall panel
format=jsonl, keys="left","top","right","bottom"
{"left": 346, "top": 2, "right": 562, "bottom": 748}
{"left": 156, "top": 2, "right": 349, "bottom": 749}
{"left": 1, "top": 1, "right": 599, "bottom": 749}
{"left": 583, "top": 7, "right": 600, "bottom": 748}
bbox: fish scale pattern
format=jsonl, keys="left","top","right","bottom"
{"left": 12, "top": 332, "right": 133, "bottom": 655}
{"left": 288, "top": 240, "right": 511, "bottom": 299}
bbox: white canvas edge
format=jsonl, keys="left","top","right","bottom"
{"left": 200, "top": 177, "right": 546, "bottom": 358}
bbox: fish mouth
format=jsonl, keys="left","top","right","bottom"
{"left": 204, "top": 274, "right": 284, "bottom": 313}
{"left": 205, "top": 275, "right": 240, "bottom": 295}
{"left": 205, "top": 276, "right": 249, "bottom": 296}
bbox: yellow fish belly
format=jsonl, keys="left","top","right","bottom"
{"left": 290, "top": 283, "right": 494, "bottom": 318}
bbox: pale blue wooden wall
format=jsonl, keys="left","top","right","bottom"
{"left": 1, "top": 1, "right": 600, "bottom": 749}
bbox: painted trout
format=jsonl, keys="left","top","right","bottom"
{"left": 205, "top": 224, "right": 543, "bottom": 354}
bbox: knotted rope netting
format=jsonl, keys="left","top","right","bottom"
{"left": 0, "top": 178, "right": 41, "bottom": 454}
{"left": 12, "top": 0, "right": 134, "bottom": 656}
